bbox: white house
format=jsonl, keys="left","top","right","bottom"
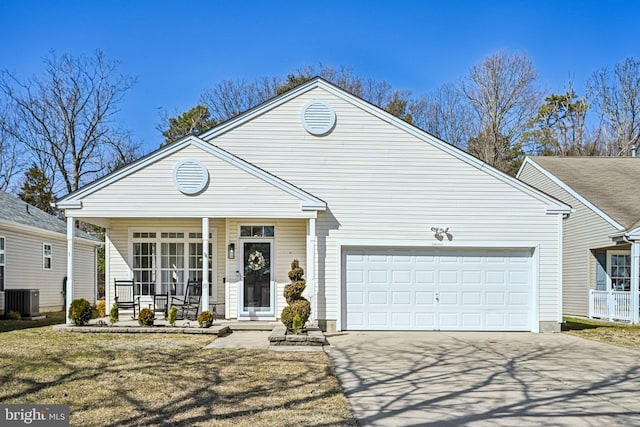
{"left": 56, "top": 78, "right": 569, "bottom": 332}
{"left": 518, "top": 156, "right": 640, "bottom": 323}
{"left": 0, "top": 190, "right": 100, "bottom": 315}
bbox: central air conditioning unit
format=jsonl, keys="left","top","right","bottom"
{"left": 5, "top": 289, "right": 40, "bottom": 317}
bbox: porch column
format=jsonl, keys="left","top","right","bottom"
{"left": 65, "top": 217, "right": 74, "bottom": 324}
{"left": 202, "top": 217, "right": 209, "bottom": 314}
{"left": 307, "top": 218, "right": 316, "bottom": 325}
{"left": 631, "top": 241, "right": 640, "bottom": 324}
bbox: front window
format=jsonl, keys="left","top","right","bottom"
{"left": 0, "top": 237, "right": 5, "bottom": 291}
{"left": 43, "top": 243, "right": 52, "bottom": 270}
{"left": 131, "top": 231, "right": 214, "bottom": 297}
{"left": 609, "top": 252, "right": 631, "bottom": 291}
{"left": 133, "top": 233, "right": 156, "bottom": 296}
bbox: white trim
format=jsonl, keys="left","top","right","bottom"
{"left": 557, "top": 213, "right": 563, "bottom": 326}
{"left": 0, "top": 236, "right": 5, "bottom": 292}
{"left": 335, "top": 239, "right": 540, "bottom": 332}
{"left": 631, "top": 242, "right": 640, "bottom": 323}
{"left": 607, "top": 249, "right": 632, "bottom": 291}
{"left": 66, "top": 217, "right": 74, "bottom": 324}
{"left": 237, "top": 232, "right": 276, "bottom": 321}
{"left": 42, "top": 242, "right": 53, "bottom": 270}
{"left": 202, "top": 217, "right": 210, "bottom": 312}
{"left": 57, "top": 136, "right": 326, "bottom": 213}
{"left": 519, "top": 157, "right": 625, "bottom": 230}
{"left": 307, "top": 218, "right": 316, "bottom": 325}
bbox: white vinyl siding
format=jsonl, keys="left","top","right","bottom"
{"left": 0, "top": 226, "right": 96, "bottom": 311}
{"left": 72, "top": 145, "right": 312, "bottom": 219}
{"left": 519, "top": 162, "right": 617, "bottom": 316}
{"left": 208, "top": 87, "right": 562, "bottom": 325}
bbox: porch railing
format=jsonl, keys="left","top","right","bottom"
{"left": 589, "top": 290, "right": 640, "bottom": 322}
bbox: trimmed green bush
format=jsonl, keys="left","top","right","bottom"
{"left": 281, "top": 259, "right": 311, "bottom": 332}
{"left": 167, "top": 306, "right": 178, "bottom": 327}
{"left": 197, "top": 311, "right": 214, "bottom": 328}
{"left": 109, "top": 303, "right": 118, "bottom": 325}
{"left": 138, "top": 308, "right": 154, "bottom": 326}
{"left": 96, "top": 300, "right": 106, "bottom": 317}
{"left": 69, "top": 298, "right": 92, "bottom": 326}
{"left": 292, "top": 314, "right": 303, "bottom": 334}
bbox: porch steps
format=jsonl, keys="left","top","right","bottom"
{"left": 220, "top": 321, "right": 281, "bottom": 331}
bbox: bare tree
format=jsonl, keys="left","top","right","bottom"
{"left": 461, "top": 51, "right": 540, "bottom": 172}
{"left": 410, "top": 83, "right": 475, "bottom": 148}
{"left": 200, "top": 77, "right": 277, "bottom": 123}
{"left": 0, "top": 109, "right": 21, "bottom": 191}
{"left": 589, "top": 57, "right": 640, "bottom": 156}
{"left": 0, "top": 50, "right": 138, "bottom": 195}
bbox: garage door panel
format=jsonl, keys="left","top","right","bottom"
{"left": 344, "top": 248, "right": 532, "bottom": 331}
{"left": 392, "top": 291, "right": 411, "bottom": 304}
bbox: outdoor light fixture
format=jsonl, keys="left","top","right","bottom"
{"left": 228, "top": 243, "right": 235, "bottom": 259}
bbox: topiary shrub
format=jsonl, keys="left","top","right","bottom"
{"left": 167, "top": 306, "right": 178, "bottom": 327}
{"left": 96, "top": 300, "right": 106, "bottom": 317}
{"left": 281, "top": 259, "right": 311, "bottom": 332}
{"left": 109, "top": 303, "right": 119, "bottom": 325}
{"left": 197, "top": 311, "right": 214, "bottom": 328}
{"left": 138, "top": 307, "right": 154, "bottom": 326}
{"left": 292, "top": 313, "right": 303, "bottom": 334}
{"left": 69, "top": 298, "right": 93, "bottom": 326}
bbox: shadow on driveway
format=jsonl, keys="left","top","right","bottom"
{"left": 325, "top": 332, "right": 640, "bottom": 426}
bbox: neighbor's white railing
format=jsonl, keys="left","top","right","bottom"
{"left": 589, "top": 290, "right": 639, "bottom": 322}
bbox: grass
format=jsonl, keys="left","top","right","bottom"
{"left": 563, "top": 316, "right": 640, "bottom": 351}
{"left": 0, "top": 325, "right": 355, "bottom": 427}
{"left": 0, "top": 310, "right": 66, "bottom": 332}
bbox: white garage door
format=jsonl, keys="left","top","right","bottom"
{"left": 344, "top": 248, "right": 532, "bottom": 331}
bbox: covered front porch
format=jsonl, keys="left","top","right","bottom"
{"left": 588, "top": 240, "right": 640, "bottom": 323}
{"left": 56, "top": 137, "right": 326, "bottom": 325}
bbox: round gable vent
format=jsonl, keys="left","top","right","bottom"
{"left": 173, "top": 159, "right": 209, "bottom": 195}
{"left": 301, "top": 100, "right": 336, "bottom": 136}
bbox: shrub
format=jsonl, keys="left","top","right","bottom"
{"left": 292, "top": 313, "right": 303, "bottom": 334}
{"left": 197, "top": 311, "right": 214, "bottom": 328}
{"left": 96, "top": 300, "right": 106, "bottom": 317}
{"left": 109, "top": 303, "right": 119, "bottom": 325}
{"left": 138, "top": 308, "right": 154, "bottom": 326}
{"left": 6, "top": 310, "right": 21, "bottom": 320}
{"left": 69, "top": 298, "right": 93, "bottom": 326}
{"left": 167, "top": 306, "right": 178, "bottom": 327}
{"left": 281, "top": 259, "right": 311, "bottom": 331}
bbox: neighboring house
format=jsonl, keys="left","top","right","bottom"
{"left": 518, "top": 156, "right": 640, "bottom": 323}
{"left": 56, "top": 78, "right": 570, "bottom": 332}
{"left": 0, "top": 190, "right": 100, "bottom": 315}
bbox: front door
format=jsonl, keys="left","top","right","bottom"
{"left": 240, "top": 241, "right": 274, "bottom": 318}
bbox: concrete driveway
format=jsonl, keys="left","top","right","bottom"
{"left": 325, "top": 332, "right": 640, "bottom": 426}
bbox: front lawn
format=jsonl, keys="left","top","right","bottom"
{"left": 0, "top": 326, "right": 355, "bottom": 426}
{"left": 563, "top": 316, "right": 640, "bottom": 351}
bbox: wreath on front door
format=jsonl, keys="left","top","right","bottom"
{"left": 248, "top": 250, "right": 266, "bottom": 271}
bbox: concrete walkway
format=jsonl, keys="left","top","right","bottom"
{"left": 325, "top": 332, "right": 640, "bottom": 426}
{"left": 204, "top": 330, "right": 325, "bottom": 352}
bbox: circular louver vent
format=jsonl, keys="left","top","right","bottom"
{"left": 301, "top": 100, "right": 336, "bottom": 136}
{"left": 173, "top": 159, "right": 209, "bottom": 195}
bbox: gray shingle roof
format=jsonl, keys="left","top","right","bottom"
{"left": 0, "top": 190, "right": 99, "bottom": 242}
{"left": 530, "top": 156, "right": 640, "bottom": 230}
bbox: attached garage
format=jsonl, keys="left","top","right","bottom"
{"left": 342, "top": 248, "right": 534, "bottom": 331}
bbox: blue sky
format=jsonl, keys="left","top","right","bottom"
{"left": 1, "top": 0, "right": 639, "bottom": 153}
